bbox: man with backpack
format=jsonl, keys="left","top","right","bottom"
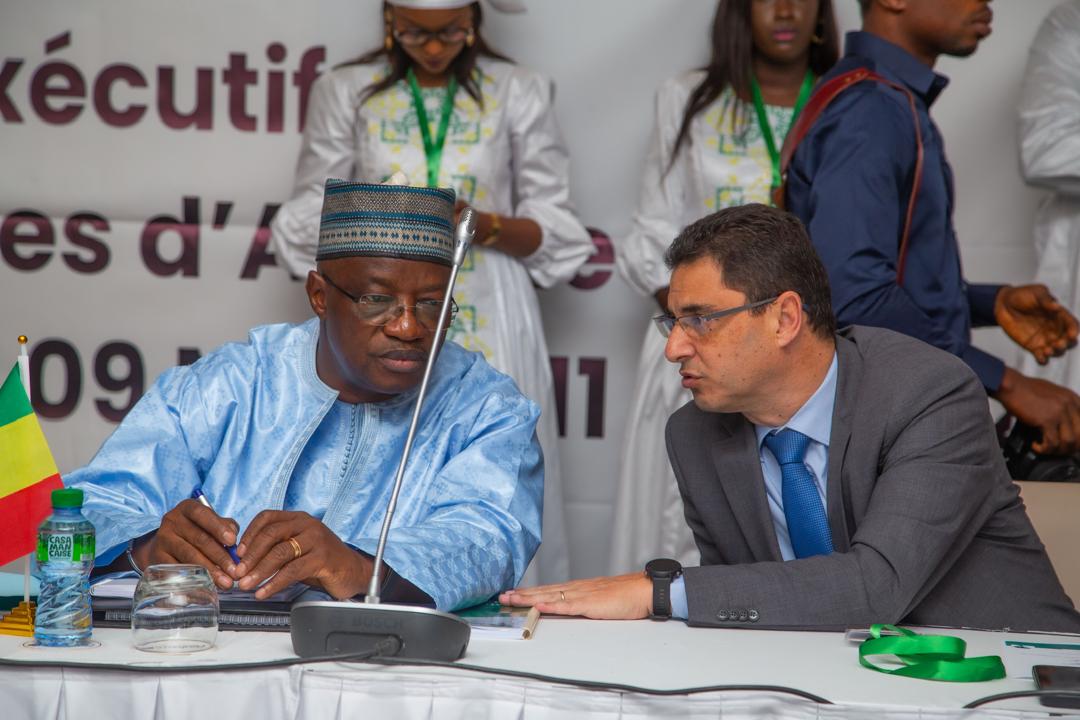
{"left": 785, "top": 0, "right": 1080, "bottom": 457}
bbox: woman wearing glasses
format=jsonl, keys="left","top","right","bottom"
{"left": 609, "top": 0, "right": 839, "bottom": 574}
{"left": 272, "top": 0, "right": 591, "bottom": 585}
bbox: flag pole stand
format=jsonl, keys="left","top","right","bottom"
{"left": 0, "top": 555, "right": 35, "bottom": 637}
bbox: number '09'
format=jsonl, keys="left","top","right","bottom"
{"left": 30, "top": 339, "right": 145, "bottom": 422}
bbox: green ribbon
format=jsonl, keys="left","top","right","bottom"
{"left": 859, "top": 624, "right": 1006, "bottom": 682}
{"left": 406, "top": 68, "right": 459, "bottom": 188}
{"left": 749, "top": 70, "right": 815, "bottom": 196}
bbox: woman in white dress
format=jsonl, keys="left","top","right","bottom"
{"left": 1018, "top": 1, "right": 1080, "bottom": 390}
{"left": 609, "top": 0, "right": 839, "bottom": 574}
{"left": 272, "top": 0, "right": 592, "bottom": 584}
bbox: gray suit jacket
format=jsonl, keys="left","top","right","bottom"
{"left": 667, "top": 326, "right": 1080, "bottom": 633}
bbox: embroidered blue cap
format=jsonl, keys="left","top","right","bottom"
{"left": 316, "top": 179, "right": 456, "bottom": 266}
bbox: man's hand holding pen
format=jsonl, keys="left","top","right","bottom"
{"left": 130, "top": 498, "right": 241, "bottom": 589}
{"left": 129, "top": 501, "right": 379, "bottom": 598}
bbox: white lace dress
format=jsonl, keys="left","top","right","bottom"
{"left": 610, "top": 72, "right": 795, "bottom": 573}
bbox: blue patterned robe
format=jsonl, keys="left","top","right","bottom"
{"left": 66, "top": 319, "right": 543, "bottom": 611}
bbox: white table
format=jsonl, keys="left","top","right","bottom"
{"left": 1, "top": 619, "right": 1076, "bottom": 719}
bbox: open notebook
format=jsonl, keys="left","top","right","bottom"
{"left": 90, "top": 576, "right": 307, "bottom": 632}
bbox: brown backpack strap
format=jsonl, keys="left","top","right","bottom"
{"left": 775, "top": 68, "right": 924, "bottom": 287}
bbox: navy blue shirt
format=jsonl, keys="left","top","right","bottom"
{"left": 786, "top": 31, "right": 1005, "bottom": 391}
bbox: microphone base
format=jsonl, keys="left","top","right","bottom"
{"left": 290, "top": 600, "right": 470, "bottom": 661}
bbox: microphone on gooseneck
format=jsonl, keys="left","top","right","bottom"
{"left": 453, "top": 207, "right": 477, "bottom": 264}
{"left": 289, "top": 206, "right": 478, "bottom": 663}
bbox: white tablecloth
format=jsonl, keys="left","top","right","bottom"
{"left": 2, "top": 619, "right": 1076, "bottom": 719}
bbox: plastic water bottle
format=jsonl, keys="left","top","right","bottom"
{"left": 34, "top": 488, "right": 95, "bottom": 647}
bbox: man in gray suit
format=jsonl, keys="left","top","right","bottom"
{"left": 502, "top": 204, "right": 1080, "bottom": 633}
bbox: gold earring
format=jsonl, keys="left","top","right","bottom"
{"left": 385, "top": 33, "right": 393, "bottom": 51}
{"left": 465, "top": 30, "right": 476, "bottom": 48}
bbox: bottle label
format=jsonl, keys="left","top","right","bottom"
{"left": 36, "top": 533, "right": 95, "bottom": 563}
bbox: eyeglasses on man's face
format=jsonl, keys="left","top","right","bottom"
{"left": 652, "top": 297, "right": 779, "bottom": 338}
{"left": 320, "top": 272, "right": 457, "bottom": 331}
{"left": 393, "top": 26, "right": 473, "bottom": 47}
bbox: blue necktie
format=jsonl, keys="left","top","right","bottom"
{"left": 762, "top": 428, "right": 833, "bottom": 559}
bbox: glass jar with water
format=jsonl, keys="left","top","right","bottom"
{"left": 132, "top": 564, "right": 219, "bottom": 652}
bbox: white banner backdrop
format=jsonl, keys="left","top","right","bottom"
{"left": 0, "top": 0, "right": 1060, "bottom": 579}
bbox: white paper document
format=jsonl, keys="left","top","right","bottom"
{"left": 89, "top": 576, "right": 140, "bottom": 599}
{"left": 1002, "top": 639, "right": 1080, "bottom": 679}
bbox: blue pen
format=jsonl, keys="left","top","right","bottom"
{"left": 191, "top": 488, "right": 242, "bottom": 565}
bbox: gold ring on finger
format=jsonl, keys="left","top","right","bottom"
{"left": 287, "top": 536, "right": 302, "bottom": 560}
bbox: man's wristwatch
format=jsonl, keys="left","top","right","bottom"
{"left": 645, "top": 557, "right": 683, "bottom": 620}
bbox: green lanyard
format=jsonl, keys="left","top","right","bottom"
{"left": 749, "top": 70, "right": 815, "bottom": 194}
{"left": 859, "top": 624, "right": 1006, "bottom": 682}
{"left": 406, "top": 68, "right": 459, "bottom": 188}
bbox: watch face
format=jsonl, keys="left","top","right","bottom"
{"left": 646, "top": 558, "right": 682, "bottom": 578}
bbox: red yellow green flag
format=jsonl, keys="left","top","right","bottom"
{"left": 0, "top": 363, "right": 63, "bottom": 566}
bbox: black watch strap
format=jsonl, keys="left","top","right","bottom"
{"left": 645, "top": 558, "right": 682, "bottom": 621}
{"left": 651, "top": 574, "right": 674, "bottom": 620}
